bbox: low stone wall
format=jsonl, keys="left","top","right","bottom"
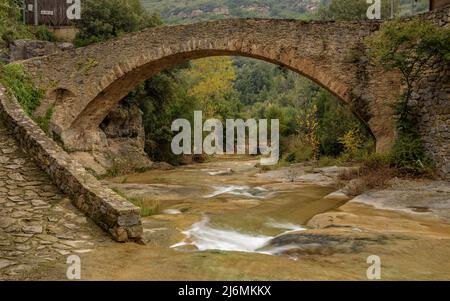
{"left": 0, "top": 84, "right": 143, "bottom": 242}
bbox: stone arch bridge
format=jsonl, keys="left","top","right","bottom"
{"left": 22, "top": 18, "right": 402, "bottom": 156}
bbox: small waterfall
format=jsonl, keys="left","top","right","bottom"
{"left": 171, "top": 217, "right": 306, "bottom": 255}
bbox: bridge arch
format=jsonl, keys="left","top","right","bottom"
{"left": 22, "top": 19, "right": 400, "bottom": 153}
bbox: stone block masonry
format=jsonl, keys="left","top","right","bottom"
{"left": 416, "top": 5, "right": 450, "bottom": 180}
{"left": 0, "top": 84, "right": 143, "bottom": 242}
{"left": 22, "top": 5, "right": 450, "bottom": 180}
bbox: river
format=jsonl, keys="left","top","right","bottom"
{"left": 69, "top": 158, "right": 450, "bottom": 280}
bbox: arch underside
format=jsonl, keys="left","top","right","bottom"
{"left": 62, "top": 49, "right": 366, "bottom": 142}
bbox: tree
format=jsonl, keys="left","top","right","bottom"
{"left": 181, "top": 57, "right": 241, "bottom": 120}
{"left": 74, "top": 0, "right": 161, "bottom": 46}
{"left": 366, "top": 18, "right": 450, "bottom": 111}
{"left": 366, "top": 18, "right": 450, "bottom": 173}
{"left": 316, "top": 0, "right": 392, "bottom": 21}
{"left": 126, "top": 69, "right": 199, "bottom": 164}
{"left": 0, "top": 0, "right": 33, "bottom": 48}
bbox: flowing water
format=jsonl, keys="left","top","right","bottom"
{"left": 108, "top": 158, "right": 346, "bottom": 255}
{"left": 68, "top": 158, "right": 450, "bottom": 280}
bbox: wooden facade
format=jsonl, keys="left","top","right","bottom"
{"left": 430, "top": 0, "right": 450, "bottom": 10}
{"left": 24, "top": 0, "right": 75, "bottom": 26}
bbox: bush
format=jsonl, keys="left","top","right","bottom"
{"left": 74, "top": 0, "right": 161, "bottom": 47}
{"left": 0, "top": 63, "right": 44, "bottom": 116}
{"left": 32, "top": 26, "right": 55, "bottom": 42}
{"left": 338, "top": 128, "right": 363, "bottom": 159}
{"left": 36, "top": 106, "right": 54, "bottom": 133}
{"left": 318, "top": 156, "right": 339, "bottom": 167}
{"left": 282, "top": 135, "right": 314, "bottom": 163}
{"left": 390, "top": 134, "right": 435, "bottom": 176}
{"left": 0, "top": 0, "right": 34, "bottom": 47}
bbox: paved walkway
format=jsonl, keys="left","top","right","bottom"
{"left": 0, "top": 119, "right": 109, "bottom": 280}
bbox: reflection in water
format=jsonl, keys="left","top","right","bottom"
{"left": 171, "top": 217, "right": 306, "bottom": 255}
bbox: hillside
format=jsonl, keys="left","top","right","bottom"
{"left": 141, "top": 0, "right": 321, "bottom": 23}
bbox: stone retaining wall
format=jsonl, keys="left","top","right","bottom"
{"left": 0, "top": 84, "right": 143, "bottom": 242}
{"left": 416, "top": 5, "right": 450, "bottom": 180}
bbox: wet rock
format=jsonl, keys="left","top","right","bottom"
{"left": 324, "top": 190, "right": 350, "bottom": 200}
{"left": 263, "top": 233, "right": 368, "bottom": 256}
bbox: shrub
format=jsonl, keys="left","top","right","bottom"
{"left": 32, "top": 26, "right": 55, "bottom": 42}
{"left": 318, "top": 156, "right": 339, "bottom": 167}
{"left": 36, "top": 106, "right": 54, "bottom": 133}
{"left": 0, "top": 63, "right": 44, "bottom": 116}
{"left": 338, "top": 128, "right": 363, "bottom": 159}
{"left": 390, "top": 134, "right": 435, "bottom": 176}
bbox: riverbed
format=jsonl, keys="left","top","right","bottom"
{"left": 27, "top": 158, "right": 450, "bottom": 280}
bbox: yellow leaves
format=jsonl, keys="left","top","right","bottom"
{"left": 186, "top": 56, "right": 236, "bottom": 97}
{"left": 182, "top": 56, "right": 237, "bottom": 117}
{"left": 296, "top": 103, "right": 320, "bottom": 160}
{"left": 338, "top": 128, "right": 363, "bottom": 156}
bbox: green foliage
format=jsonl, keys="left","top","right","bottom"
{"left": 128, "top": 197, "right": 161, "bottom": 217}
{"left": 315, "top": 0, "right": 392, "bottom": 21}
{"left": 32, "top": 26, "right": 56, "bottom": 42}
{"left": 316, "top": 89, "right": 374, "bottom": 157}
{"left": 390, "top": 134, "right": 434, "bottom": 175}
{"left": 74, "top": 0, "right": 162, "bottom": 47}
{"left": 181, "top": 57, "right": 241, "bottom": 120}
{"left": 141, "top": 0, "right": 315, "bottom": 24}
{"left": 338, "top": 129, "right": 363, "bottom": 158}
{"left": 284, "top": 135, "right": 314, "bottom": 162}
{"left": 366, "top": 18, "right": 450, "bottom": 91}
{"left": 366, "top": 18, "right": 449, "bottom": 174}
{"left": 318, "top": 156, "right": 338, "bottom": 167}
{"left": 0, "top": 0, "right": 33, "bottom": 48}
{"left": 36, "top": 106, "right": 54, "bottom": 133}
{"left": 362, "top": 152, "right": 392, "bottom": 169}
{"left": 74, "top": 0, "right": 375, "bottom": 167}
{"left": 128, "top": 69, "right": 200, "bottom": 164}
{"left": 112, "top": 188, "right": 161, "bottom": 217}
{"left": 1, "top": 0, "right": 56, "bottom": 60}
{"left": 0, "top": 63, "right": 44, "bottom": 116}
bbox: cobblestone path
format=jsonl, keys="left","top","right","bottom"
{"left": 0, "top": 119, "right": 110, "bottom": 280}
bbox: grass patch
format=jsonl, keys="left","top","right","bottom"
{"left": 0, "top": 63, "right": 44, "bottom": 116}
{"left": 36, "top": 106, "right": 54, "bottom": 133}
{"left": 129, "top": 197, "right": 161, "bottom": 217}
{"left": 112, "top": 188, "right": 161, "bottom": 217}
